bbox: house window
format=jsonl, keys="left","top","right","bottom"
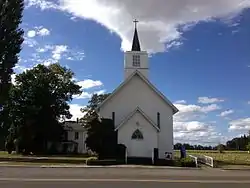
{"left": 157, "top": 112, "right": 160, "bottom": 128}
{"left": 132, "top": 55, "right": 140, "bottom": 67}
{"left": 131, "top": 129, "right": 143, "bottom": 140}
{"left": 64, "top": 131, "right": 68, "bottom": 140}
{"left": 75, "top": 132, "right": 79, "bottom": 140}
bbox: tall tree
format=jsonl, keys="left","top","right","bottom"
{"left": 0, "top": 0, "right": 24, "bottom": 105}
{"left": 3, "top": 63, "right": 82, "bottom": 154}
{"left": 85, "top": 117, "right": 117, "bottom": 159}
{"left": 80, "top": 93, "right": 110, "bottom": 124}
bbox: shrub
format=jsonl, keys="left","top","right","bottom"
{"left": 86, "top": 159, "right": 124, "bottom": 166}
{"left": 217, "top": 144, "right": 225, "bottom": 153}
{"left": 176, "top": 158, "right": 196, "bottom": 167}
{"left": 155, "top": 159, "right": 175, "bottom": 166}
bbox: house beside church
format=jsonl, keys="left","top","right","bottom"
{"left": 55, "top": 120, "right": 87, "bottom": 154}
{"left": 97, "top": 21, "right": 179, "bottom": 159}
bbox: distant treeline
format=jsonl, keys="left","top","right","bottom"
{"left": 175, "top": 134, "right": 250, "bottom": 151}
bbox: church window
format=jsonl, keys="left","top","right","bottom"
{"left": 131, "top": 129, "right": 143, "bottom": 140}
{"left": 133, "top": 55, "right": 140, "bottom": 67}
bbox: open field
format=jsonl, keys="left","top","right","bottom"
{"left": 175, "top": 150, "right": 250, "bottom": 166}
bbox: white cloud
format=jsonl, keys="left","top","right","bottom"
{"left": 73, "top": 92, "right": 93, "bottom": 100}
{"left": 25, "top": 0, "right": 250, "bottom": 53}
{"left": 26, "top": 44, "right": 85, "bottom": 66}
{"left": 72, "top": 79, "right": 104, "bottom": 99}
{"left": 25, "top": 0, "right": 59, "bottom": 10}
{"left": 23, "top": 36, "right": 38, "bottom": 47}
{"left": 95, "top": 89, "right": 106, "bottom": 95}
{"left": 52, "top": 45, "right": 68, "bottom": 60}
{"left": 76, "top": 79, "right": 103, "bottom": 90}
{"left": 247, "top": 101, "right": 250, "bottom": 105}
{"left": 37, "top": 28, "right": 50, "bottom": 36}
{"left": 173, "top": 102, "right": 222, "bottom": 145}
{"left": 229, "top": 118, "right": 250, "bottom": 131}
{"left": 198, "top": 97, "right": 224, "bottom": 104}
{"left": 218, "top": 109, "right": 234, "bottom": 117}
{"left": 174, "top": 121, "right": 209, "bottom": 132}
{"left": 26, "top": 26, "right": 51, "bottom": 38}
{"left": 174, "top": 100, "right": 187, "bottom": 104}
{"left": 68, "top": 104, "right": 85, "bottom": 121}
{"left": 174, "top": 103, "right": 221, "bottom": 122}
{"left": 27, "top": 30, "right": 36, "bottom": 38}
{"left": 73, "top": 90, "right": 106, "bottom": 100}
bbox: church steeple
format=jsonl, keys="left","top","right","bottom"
{"left": 131, "top": 19, "right": 141, "bottom": 51}
{"left": 124, "top": 19, "right": 148, "bottom": 80}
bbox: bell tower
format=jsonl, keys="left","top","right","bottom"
{"left": 124, "top": 19, "right": 149, "bottom": 79}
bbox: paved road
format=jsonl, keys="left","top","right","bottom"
{"left": 0, "top": 166, "right": 250, "bottom": 187}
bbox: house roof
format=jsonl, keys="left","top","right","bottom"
{"left": 97, "top": 70, "right": 179, "bottom": 114}
{"left": 63, "top": 121, "right": 86, "bottom": 132}
{"left": 115, "top": 106, "right": 160, "bottom": 132}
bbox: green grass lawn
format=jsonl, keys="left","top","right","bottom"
{"left": 174, "top": 150, "right": 250, "bottom": 166}
{"left": 0, "top": 151, "right": 90, "bottom": 164}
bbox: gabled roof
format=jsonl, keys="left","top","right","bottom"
{"left": 97, "top": 70, "right": 179, "bottom": 114}
{"left": 115, "top": 107, "right": 160, "bottom": 132}
{"left": 63, "top": 121, "right": 86, "bottom": 132}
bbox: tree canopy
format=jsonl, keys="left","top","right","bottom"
{"left": 0, "top": 0, "right": 24, "bottom": 104}
{"left": 2, "top": 63, "right": 82, "bottom": 154}
{"left": 81, "top": 93, "right": 118, "bottom": 158}
{"left": 80, "top": 93, "right": 110, "bottom": 124}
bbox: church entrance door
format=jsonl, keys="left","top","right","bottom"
{"left": 129, "top": 139, "right": 146, "bottom": 157}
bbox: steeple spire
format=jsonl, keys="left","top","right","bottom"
{"left": 131, "top": 19, "right": 141, "bottom": 51}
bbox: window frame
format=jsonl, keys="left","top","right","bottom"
{"left": 132, "top": 55, "right": 141, "bottom": 67}
{"left": 131, "top": 129, "right": 144, "bottom": 140}
{"left": 75, "top": 131, "right": 79, "bottom": 140}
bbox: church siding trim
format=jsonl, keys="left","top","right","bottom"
{"left": 112, "top": 112, "right": 115, "bottom": 125}
{"left": 96, "top": 70, "right": 179, "bottom": 114}
{"left": 157, "top": 112, "right": 160, "bottom": 129}
{"left": 115, "top": 106, "right": 160, "bottom": 132}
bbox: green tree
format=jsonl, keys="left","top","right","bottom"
{"left": 217, "top": 144, "right": 225, "bottom": 153}
{"left": 85, "top": 117, "right": 117, "bottom": 159}
{"left": 3, "top": 63, "right": 82, "bottom": 154}
{"left": 246, "top": 142, "right": 250, "bottom": 153}
{"left": 0, "top": 0, "right": 24, "bottom": 150}
{"left": 0, "top": 0, "right": 24, "bottom": 105}
{"left": 80, "top": 93, "right": 110, "bottom": 124}
{"left": 81, "top": 93, "right": 118, "bottom": 159}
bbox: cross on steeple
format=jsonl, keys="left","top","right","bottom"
{"left": 133, "top": 19, "right": 139, "bottom": 29}
{"left": 131, "top": 19, "right": 141, "bottom": 51}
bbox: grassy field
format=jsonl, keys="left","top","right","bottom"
{"left": 175, "top": 150, "right": 250, "bottom": 166}
{"left": 0, "top": 151, "right": 90, "bottom": 164}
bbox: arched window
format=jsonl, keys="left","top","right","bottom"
{"left": 131, "top": 129, "right": 143, "bottom": 140}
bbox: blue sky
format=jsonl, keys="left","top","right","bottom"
{"left": 14, "top": 0, "right": 250, "bottom": 145}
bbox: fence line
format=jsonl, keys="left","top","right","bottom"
{"left": 197, "top": 155, "right": 214, "bottom": 167}
{"left": 188, "top": 155, "right": 198, "bottom": 167}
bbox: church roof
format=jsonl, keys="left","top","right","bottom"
{"left": 96, "top": 70, "right": 179, "bottom": 114}
{"left": 131, "top": 27, "right": 141, "bottom": 51}
{"left": 115, "top": 106, "right": 160, "bottom": 132}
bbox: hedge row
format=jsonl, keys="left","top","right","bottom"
{"left": 86, "top": 157, "right": 196, "bottom": 167}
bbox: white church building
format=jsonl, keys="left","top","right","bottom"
{"left": 97, "top": 21, "right": 179, "bottom": 159}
